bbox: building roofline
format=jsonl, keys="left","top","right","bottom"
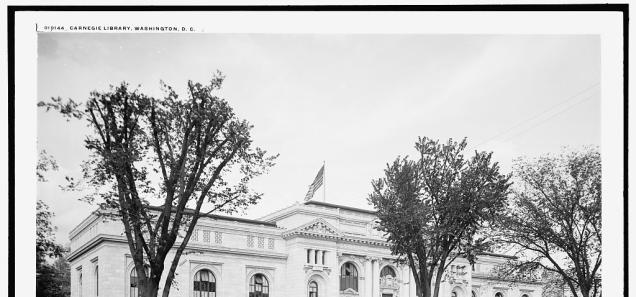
{"left": 145, "top": 206, "right": 278, "bottom": 227}
{"left": 304, "top": 200, "right": 376, "bottom": 215}
{"left": 477, "top": 252, "right": 518, "bottom": 260}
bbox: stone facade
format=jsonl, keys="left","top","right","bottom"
{"left": 67, "top": 200, "right": 542, "bottom": 297}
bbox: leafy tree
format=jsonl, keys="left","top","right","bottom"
{"left": 37, "top": 254, "right": 71, "bottom": 297}
{"left": 37, "top": 151, "right": 70, "bottom": 297}
{"left": 496, "top": 148, "right": 601, "bottom": 297}
{"left": 368, "top": 137, "right": 511, "bottom": 297}
{"left": 36, "top": 200, "right": 64, "bottom": 267}
{"left": 37, "top": 150, "right": 59, "bottom": 182}
{"left": 39, "top": 72, "right": 278, "bottom": 297}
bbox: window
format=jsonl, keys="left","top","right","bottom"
{"left": 95, "top": 265, "right": 99, "bottom": 296}
{"left": 307, "top": 250, "right": 311, "bottom": 263}
{"left": 193, "top": 269, "right": 217, "bottom": 297}
{"left": 308, "top": 281, "right": 318, "bottom": 297}
{"left": 130, "top": 267, "right": 150, "bottom": 297}
{"left": 78, "top": 269, "right": 83, "bottom": 297}
{"left": 340, "top": 262, "right": 358, "bottom": 292}
{"left": 495, "top": 293, "right": 504, "bottom": 297}
{"left": 249, "top": 274, "right": 269, "bottom": 297}
{"left": 452, "top": 293, "right": 457, "bottom": 297}
{"left": 130, "top": 269, "right": 139, "bottom": 297}
{"left": 380, "top": 266, "right": 396, "bottom": 278}
{"left": 521, "top": 295, "right": 529, "bottom": 297}
{"left": 472, "top": 291, "right": 477, "bottom": 297}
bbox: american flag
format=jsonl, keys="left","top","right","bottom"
{"left": 304, "top": 165, "right": 324, "bottom": 201}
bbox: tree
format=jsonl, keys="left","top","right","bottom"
{"left": 368, "top": 137, "right": 511, "bottom": 297}
{"left": 37, "top": 151, "right": 70, "bottom": 297}
{"left": 36, "top": 200, "right": 64, "bottom": 267}
{"left": 37, "top": 253, "right": 71, "bottom": 297}
{"left": 39, "top": 72, "right": 278, "bottom": 297}
{"left": 497, "top": 148, "right": 601, "bottom": 297}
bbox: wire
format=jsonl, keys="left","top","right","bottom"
{"left": 498, "top": 93, "right": 597, "bottom": 143}
{"left": 474, "top": 82, "right": 600, "bottom": 148}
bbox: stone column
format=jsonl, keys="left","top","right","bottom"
{"left": 365, "top": 258, "right": 373, "bottom": 297}
{"left": 372, "top": 259, "right": 380, "bottom": 297}
{"left": 309, "top": 249, "right": 315, "bottom": 264}
{"left": 400, "top": 265, "right": 409, "bottom": 297}
{"left": 316, "top": 250, "right": 323, "bottom": 265}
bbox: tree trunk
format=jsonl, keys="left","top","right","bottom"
{"left": 432, "top": 264, "right": 445, "bottom": 297}
{"left": 140, "top": 277, "right": 160, "bottom": 297}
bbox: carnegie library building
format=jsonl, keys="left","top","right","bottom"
{"left": 67, "top": 200, "right": 542, "bottom": 297}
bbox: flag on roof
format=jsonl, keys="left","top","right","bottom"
{"left": 304, "top": 165, "right": 324, "bottom": 201}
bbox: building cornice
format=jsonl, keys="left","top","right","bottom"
{"left": 68, "top": 234, "right": 288, "bottom": 262}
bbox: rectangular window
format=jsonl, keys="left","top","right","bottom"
{"left": 257, "top": 237, "right": 264, "bottom": 248}
{"left": 192, "top": 229, "right": 199, "bottom": 241}
{"left": 247, "top": 235, "right": 254, "bottom": 247}
{"left": 215, "top": 231, "right": 222, "bottom": 244}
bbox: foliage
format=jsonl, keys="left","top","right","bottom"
{"left": 39, "top": 72, "right": 277, "bottom": 297}
{"left": 37, "top": 150, "right": 59, "bottom": 182}
{"left": 36, "top": 200, "right": 65, "bottom": 267}
{"left": 496, "top": 147, "right": 601, "bottom": 297}
{"left": 368, "top": 137, "right": 511, "bottom": 297}
{"left": 37, "top": 254, "right": 71, "bottom": 297}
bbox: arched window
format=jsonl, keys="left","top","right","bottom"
{"left": 95, "top": 265, "right": 99, "bottom": 296}
{"left": 308, "top": 281, "right": 318, "bottom": 297}
{"left": 452, "top": 292, "right": 458, "bottom": 297}
{"left": 472, "top": 291, "right": 477, "bottom": 297}
{"left": 193, "top": 269, "right": 217, "bottom": 297}
{"left": 78, "top": 271, "right": 83, "bottom": 297}
{"left": 380, "top": 266, "right": 396, "bottom": 278}
{"left": 340, "top": 262, "right": 358, "bottom": 292}
{"left": 130, "top": 267, "right": 151, "bottom": 297}
{"left": 495, "top": 293, "right": 504, "bottom": 297}
{"left": 130, "top": 269, "right": 139, "bottom": 297}
{"left": 249, "top": 273, "right": 269, "bottom": 297}
{"left": 521, "top": 295, "right": 529, "bottom": 297}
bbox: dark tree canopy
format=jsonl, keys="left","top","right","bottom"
{"left": 39, "top": 73, "right": 278, "bottom": 297}
{"left": 497, "top": 147, "right": 601, "bottom": 297}
{"left": 368, "top": 137, "right": 511, "bottom": 297}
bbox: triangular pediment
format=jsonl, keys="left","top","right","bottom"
{"left": 283, "top": 218, "right": 340, "bottom": 238}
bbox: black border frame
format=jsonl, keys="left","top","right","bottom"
{"left": 7, "top": 4, "right": 628, "bottom": 297}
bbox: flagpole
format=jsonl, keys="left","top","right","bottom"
{"left": 323, "top": 161, "right": 326, "bottom": 202}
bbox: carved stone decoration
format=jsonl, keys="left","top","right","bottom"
{"left": 303, "top": 220, "right": 339, "bottom": 235}
{"left": 282, "top": 218, "right": 341, "bottom": 240}
{"left": 380, "top": 276, "right": 400, "bottom": 290}
{"left": 340, "top": 288, "right": 359, "bottom": 297}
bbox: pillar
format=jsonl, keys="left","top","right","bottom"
{"left": 316, "top": 250, "right": 323, "bottom": 265}
{"left": 365, "top": 258, "right": 373, "bottom": 297}
{"left": 372, "top": 259, "right": 380, "bottom": 297}
{"left": 400, "top": 265, "right": 409, "bottom": 297}
{"left": 309, "top": 249, "right": 315, "bottom": 264}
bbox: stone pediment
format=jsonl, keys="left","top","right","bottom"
{"left": 282, "top": 218, "right": 340, "bottom": 239}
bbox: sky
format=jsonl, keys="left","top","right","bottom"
{"left": 37, "top": 34, "right": 600, "bottom": 244}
